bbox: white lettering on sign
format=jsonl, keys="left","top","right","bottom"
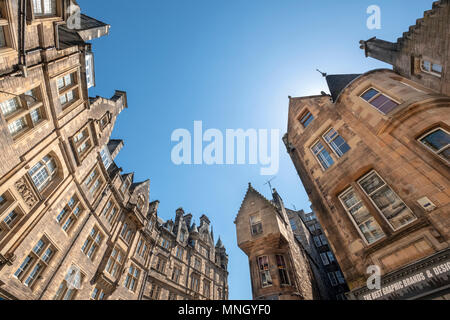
{"left": 361, "top": 260, "right": 450, "bottom": 300}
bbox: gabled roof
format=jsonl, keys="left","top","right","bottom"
{"left": 107, "top": 139, "right": 124, "bottom": 160}
{"left": 130, "top": 180, "right": 150, "bottom": 194}
{"left": 326, "top": 74, "right": 362, "bottom": 102}
{"left": 235, "top": 183, "right": 279, "bottom": 222}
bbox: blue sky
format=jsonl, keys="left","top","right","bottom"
{"left": 79, "top": 0, "right": 434, "bottom": 300}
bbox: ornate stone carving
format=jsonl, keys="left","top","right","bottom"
{"left": 14, "top": 177, "right": 39, "bottom": 209}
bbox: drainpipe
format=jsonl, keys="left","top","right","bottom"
{"left": 18, "top": 0, "right": 27, "bottom": 77}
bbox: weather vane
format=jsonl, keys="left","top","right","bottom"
{"left": 263, "top": 177, "right": 276, "bottom": 193}
{"left": 316, "top": 69, "right": 327, "bottom": 77}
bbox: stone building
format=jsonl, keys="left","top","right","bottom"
{"left": 0, "top": 0, "right": 228, "bottom": 300}
{"left": 284, "top": 1, "right": 450, "bottom": 300}
{"left": 235, "top": 183, "right": 319, "bottom": 300}
{"left": 287, "top": 209, "right": 348, "bottom": 300}
{"left": 142, "top": 209, "right": 229, "bottom": 300}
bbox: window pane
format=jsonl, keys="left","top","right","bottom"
{"left": 422, "top": 60, "right": 431, "bottom": 71}
{"left": 0, "top": 98, "right": 20, "bottom": 117}
{"left": 8, "top": 118, "right": 27, "bottom": 135}
{"left": 30, "top": 109, "right": 42, "bottom": 124}
{"left": 421, "top": 129, "right": 450, "bottom": 152}
{"left": 361, "top": 88, "right": 379, "bottom": 101}
{"left": 432, "top": 63, "right": 443, "bottom": 74}
{"left": 360, "top": 172, "right": 385, "bottom": 195}
{"left": 439, "top": 147, "right": 450, "bottom": 161}
{"left": 0, "top": 26, "right": 6, "bottom": 48}
{"left": 378, "top": 99, "right": 399, "bottom": 114}
{"left": 370, "top": 185, "right": 416, "bottom": 230}
{"left": 340, "top": 188, "right": 385, "bottom": 244}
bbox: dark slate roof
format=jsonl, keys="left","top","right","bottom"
{"left": 326, "top": 74, "right": 361, "bottom": 102}
{"left": 76, "top": 14, "right": 108, "bottom": 31}
{"left": 107, "top": 139, "right": 123, "bottom": 155}
{"left": 57, "top": 15, "right": 109, "bottom": 49}
{"left": 58, "top": 25, "right": 84, "bottom": 49}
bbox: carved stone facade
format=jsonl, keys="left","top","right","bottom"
{"left": 0, "top": 0, "right": 228, "bottom": 300}
{"left": 284, "top": 1, "right": 450, "bottom": 300}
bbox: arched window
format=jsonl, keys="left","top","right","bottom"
{"left": 29, "top": 155, "right": 57, "bottom": 191}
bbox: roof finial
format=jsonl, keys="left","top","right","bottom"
{"left": 316, "top": 69, "right": 327, "bottom": 77}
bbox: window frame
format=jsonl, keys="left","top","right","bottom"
{"left": 310, "top": 140, "right": 335, "bottom": 171}
{"left": 0, "top": 87, "right": 46, "bottom": 140}
{"left": 322, "top": 127, "right": 351, "bottom": 158}
{"left": 105, "top": 246, "right": 125, "bottom": 279}
{"left": 338, "top": 186, "right": 386, "bottom": 245}
{"left": 28, "top": 155, "right": 58, "bottom": 192}
{"left": 56, "top": 195, "right": 84, "bottom": 234}
{"left": 124, "top": 264, "right": 140, "bottom": 292}
{"left": 420, "top": 59, "right": 443, "bottom": 78}
{"left": 81, "top": 226, "right": 103, "bottom": 261}
{"left": 257, "top": 255, "right": 273, "bottom": 288}
{"left": 418, "top": 127, "right": 450, "bottom": 165}
{"left": 71, "top": 123, "right": 95, "bottom": 163}
{"left": 14, "top": 236, "right": 57, "bottom": 289}
{"left": 84, "top": 166, "right": 105, "bottom": 198}
{"left": 357, "top": 170, "right": 416, "bottom": 232}
{"left": 250, "top": 215, "right": 263, "bottom": 236}
{"left": 56, "top": 70, "right": 81, "bottom": 111}
{"left": 53, "top": 266, "right": 85, "bottom": 300}
{"left": 298, "top": 110, "right": 314, "bottom": 128}
{"left": 32, "top": 0, "right": 59, "bottom": 18}
{"left": 360, "top": 87, "right": 400, "bottom": 115}
{"left": 275, "top": 254, "right": 290, "bottom": 286}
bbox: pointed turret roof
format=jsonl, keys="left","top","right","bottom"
{"left": 216, "top": 237, "right": 224, "bottom": 248}
{"left": 325, "top": 74, "right": 362, "bottom": 102}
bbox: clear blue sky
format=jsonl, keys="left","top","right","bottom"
{"left": 79, "top": 0, "right": 434, "bottom": 300}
